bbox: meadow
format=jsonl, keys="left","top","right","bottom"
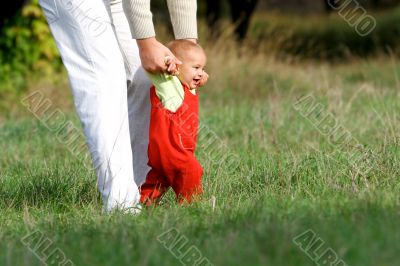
{"left": 1, "top": 13, "right": 400, "bottom": 266}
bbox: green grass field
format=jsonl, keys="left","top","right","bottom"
{"left": 1, "top": 44, "right": 399, "bottom": 266}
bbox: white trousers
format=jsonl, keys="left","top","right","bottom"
{"left": 39, "top": 0, "right": 151, "bottom": 212}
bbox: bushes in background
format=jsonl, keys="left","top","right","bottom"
{"left": 249, "top": 8, "right": 400, "bottom": 59}
{"left": 0, "top": 0, "right": 61, "bottom": 99}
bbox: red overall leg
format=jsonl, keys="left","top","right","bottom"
{"left": 140, "top": 169, "right": 169, "bottom": 206}
{"left": 170, "top": 155, "right": 203, "bottom": 204}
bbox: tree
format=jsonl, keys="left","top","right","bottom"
{"left": 228, "top": 0, "right": 259, "bottom": 40}
{"left": 206, "top": 0, "right": 222, "bottom": 39}
{"left": 205, "top": 0, "right": 259, "bottom": 41}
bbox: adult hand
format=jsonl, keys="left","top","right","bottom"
{"left": 137, "top": 37, "right": 182, "bottom": 74}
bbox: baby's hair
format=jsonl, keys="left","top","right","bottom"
{"left": 167, "top": 40, "right": 205, "bottom": 61}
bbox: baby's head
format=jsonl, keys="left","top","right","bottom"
{"left": 168, "top": 40, "right": 207, "bottom": 89}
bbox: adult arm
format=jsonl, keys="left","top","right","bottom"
{"left": 122, "top": 0, "right": 198, "bottom": 73}
{"left": 122, "top": 0, "right": 198, "bottom": 40}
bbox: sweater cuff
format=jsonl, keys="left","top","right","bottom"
{"left": 122, "top": 0, "right": 156, "bottom": 39}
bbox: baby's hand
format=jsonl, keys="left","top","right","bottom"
{"left": 164, "top": 56, "right": 180, "bottom": 76}
{"left": 199, "top": 71, "right": 209, "bottom": 87}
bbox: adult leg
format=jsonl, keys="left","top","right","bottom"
{"left": 39, "top": 0, "right": 139, "bottom": 212}
{"left": 107, "top": 0, "right": 152, "bottom": 186}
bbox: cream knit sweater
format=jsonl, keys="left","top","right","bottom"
{"left": 122, "top": 0, "right": 198, "bottom": 40}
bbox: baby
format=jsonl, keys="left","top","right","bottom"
{"left": 140, "top": 40, "right": 208, "bottom": 206}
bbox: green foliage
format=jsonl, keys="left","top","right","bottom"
{"left": 0, "top": 0, "right": 61, "bottom": 98}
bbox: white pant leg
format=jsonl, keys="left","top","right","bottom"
{"left": 39, "top": 0, "right": 139, "bottom": 212}
{"left": 107, "top": 0, "right": 152, "bottom": 186}
{"left": 127, "top": 67, "right": 152, "bottom": 186}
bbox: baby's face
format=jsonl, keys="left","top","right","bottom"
{"left": 178, "top": 48, "right": 207, "bottom": 89}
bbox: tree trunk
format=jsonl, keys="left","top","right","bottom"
{"left": 228, "top": 0, "right": 259, "bottom": 41}
{"left": 206, "top": 0, "right": 222, "bottom": 39}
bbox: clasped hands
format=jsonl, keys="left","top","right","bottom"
{"left": 137, "top": 37, "right": 208, "bottom": 87}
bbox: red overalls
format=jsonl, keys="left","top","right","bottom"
{"left": 140, "top": 83, "right": 203, "bottom": 205}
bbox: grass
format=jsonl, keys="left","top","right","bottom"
{"left": 1, "top": 40, "right": 400, "bottom": 265}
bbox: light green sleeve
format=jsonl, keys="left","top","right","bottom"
{"left": 147, "top": 73, "right": 185, "bottom": 112}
